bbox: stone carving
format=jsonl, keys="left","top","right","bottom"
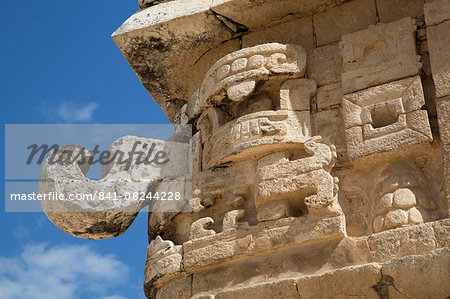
{"left": 39, "top": 2, "right": 450, "bottom": 298}
{"left": 199, "top": 43, "right": 306, "bottom": 107}
{"left": 370, "top": 161, "right": 438, "bottom": 233}
{"left": 222, "top": 209, "right": 246, "bottom": 231}
{"left": 255, "top": 137, "right": 338, "bottom": 221}
{"left": 189, "top": 217, "right": 216, "bottom": 240}
{"left": 342, "top": 76, "right": 432, "bottom": 160}
{"left": 340, "top": 17, "right": 421, "bottom": 94}
{"left": 146, "top": 236, "right": 182, "bottom": 281}
{"left": 38, "top": 136, "right": 190, "bottom": 239}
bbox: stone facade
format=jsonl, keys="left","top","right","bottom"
{"left": 38, "top": 0, "right": 450, "bottom": 298}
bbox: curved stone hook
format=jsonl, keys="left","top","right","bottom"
{"left": 38, "top": 136, "right": 183, "bottom": 240}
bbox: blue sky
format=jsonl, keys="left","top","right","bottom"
{"left": 0, "top": 1, "right": 171, "bottom": 298}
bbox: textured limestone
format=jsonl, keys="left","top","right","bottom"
{"left": 426, "top": 20, "right": 450, "bottom": 98}
{"left": 306, "top": 43, "right": 342, "bottom": 87}
{"left": 340, "top": 17, "right": 421, "bottom": 94}
{"left": 424, "top": 0, "right": 450, "bottom": 26}
{"left": 242, "top": 17, "right": 314, "bottom": 50}
{"left": 297, "top": 264, "right": 381, "bottom": 298}
{"left": 313, "top": 0, "right": 377, "bottom": 46}
{"left": 342, "top": 76, "right": 432, "bottom": 160}
{"left": 38, "top": 136, "right": 188, "bottom": 239}
{"left": 376, "top": 0, "right": 424, "bottom": 23}
{"left": 381, "top": 248, "right": 450, "bottom": 299}
{"left": 436, "top": 97, "right": 450, "bottom": 145}
{"left": 316, "top": 83, "right": 342, "bottom": 110}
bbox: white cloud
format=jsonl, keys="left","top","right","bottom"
{"left": 39, "top": 101, "right": 99, "bottom": 123}
{"left": 0, "top": 243, "right": 130, "bottom": 299}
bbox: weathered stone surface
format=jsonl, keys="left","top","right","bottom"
{"left": 306, "top": 43, "right": 342, "bottom": 86}
{"left": 432, "top": 218, "right": 450, "bottom": 247}
{"left": 443, "top": 145, "right": 450, "bottom": 218}
{"left": 376, "top": 0, "right": 423, "bottom": 23}
{"left": 145, "top": 236, "right": 183, "bottom": 282}
{"left": 312, "top": 108, "right": 346, "bottom": 150}
{"left": 297, "top": 264, "right": 381, "bottom": 298}
{"left": 202, "top": 110, "right": 313, "bottom": 169}
{"left": 183, "top": 216, "right": 345, "bottom": 270}
{"left": 381, "top": 248, "right": 450, "bottom": 299}
{"left": 153, "top": 275, "right": 191, "bottom": 299}
{"left": 436, "top": 97, "right": 450, "bottom": 145}
{"left": 279, "top": 79, "right": 316, "bottom": 111}
{"left": 425, "top": 0, "right": 450, "bottom": 26}
{"left": 38, "top": 136, "right": 189, "bottom": 239}
{"left": 216, "top": 280, "right": 298, "bottom": 299}
{"left": 427, "top": 20, "right": 450, "bottom": 98}
{"left": 242, "top": 17, "right": 314, "bottom": 50}
{"left": 199, "top": 43, "right": 306, "bottom": 107}
{"left": 367, "top": 222, "right": 436, "bottom": 262}
{"left": 340, "top": 17, "right": 421, "bottom": 94}
{"left": 210, "top": 0, "right": 337, "bottom": 30}
{"left": 342, "top": 77, "right": 432, "bottom": 160}
{"left": 313, "top": 0, "right": 377, "bottom": 46}
{"left": 316, "top": 83, "right": 342, "bottom": 110}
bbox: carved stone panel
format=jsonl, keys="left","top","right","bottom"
{"left": 340, "top": 17, "right": 421, "bottom": 94}
{"left": 342, "top": 76, "right": 432, "bottom": 160}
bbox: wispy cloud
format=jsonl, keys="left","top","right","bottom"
{"left": 0, "top": 243, "right": 130, "bottom": 299}
{"left": 39, "top": 100, "right": 99, "bottom": 123}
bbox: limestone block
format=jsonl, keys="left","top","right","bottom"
{"left": 200, "top": 43, "right": 306, "bottom": 107}
{"left": 306, "top": 43, "right": 342, "bottom": 86}
{"left": 367, "top": 222, "right": 436, "bottom": 262}
{"left": 432, "top": 218, "right": 450, "bottom": 247}
{"left": 112, "top": 0, "right": 235, "bottom": 121}
{"left": 437, "top": 97, "right": 450, "bottom": 145}
{"left": 210, "top": 0, "right": 338, "bottom": 30}
{"left": 316, "top": 83, "right": 342, "bottom": 110}
{"left": 183, "top": 216, "right": 345, "bottom": 270}
{"left": 312, "top": 109, "right": 346, "bottom": 149}
{"left": 340, "top": 18, "right": 421, "bottom": 94}
{"left": 427, "top": 21, "right": 450, "bottom": 98}
{"left": 279, "top": 79, "right": 316, "bottom": 111}
{"left": 152, "top": 275, "right": 191, "bottom": 299}
{"left": 342, "top": 77, "right": 432, "bottom": 160}
{"left": 297, "top": 264, "right": 381, "bottom": 299}
{"left": 215, "top": 280, "right": 299, "bottom": 299}
{"left": 425, "top": 0, "right": 450, "bottom": 26}
{"left": 443, "top": 145, "right": 450, "bottom": 216}
{"left": 242, "top": 17, "right": 314, "bottom": 50}
{"left": 376, "top": 0, "right": 423, "bottom": 23}
{"left": 381, "top": 248, "right": 450, "bottom": 299}
{"left": 313, "top": 0, "right": 377, "bottom": 46}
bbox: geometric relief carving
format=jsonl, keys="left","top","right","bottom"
{"left": 342, "top": 76, "right": 432, "bottom": 160}
{"left": 340, "top": 17, "right": 421, "bottom": 94}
